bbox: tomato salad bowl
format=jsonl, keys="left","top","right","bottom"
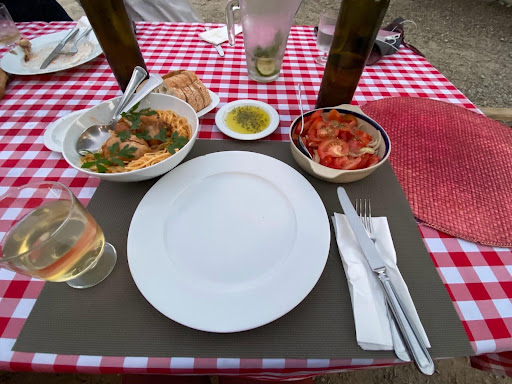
{"left": 289, "top": 105, "right": 391, "bottom": 183}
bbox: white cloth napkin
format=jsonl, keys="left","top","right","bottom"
{"left": 76, "top": 16, "right": 90, "bottom": 28}
{"left": 75, "top": 16, "right": 98, "bottom": 44}
{"left": 332, "top": 213, "right": 430, "bottom": 351}
{"left": 199, "top": 25, "right": 242, "bottom": 45}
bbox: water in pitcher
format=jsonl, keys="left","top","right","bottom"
{"left": 232, "top": 0, "right": 302, "bottom": 83}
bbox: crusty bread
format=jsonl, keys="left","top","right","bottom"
{"left": 137, "top": 70, "right": 212, "bottom": 113}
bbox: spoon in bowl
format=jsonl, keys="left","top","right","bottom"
{"left": 294, "top": 84, "right": 313, "bottom": 159}
{"left": 75, "top": 66, "right": 163, "bottom": 156}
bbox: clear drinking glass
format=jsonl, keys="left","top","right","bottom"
{"left": 0, "top": 3, "right": 20, "bottom": 49}
{"left": 0, "top": 182, "right": 117, "bottom": 289}
{"left": 315, "top": 8, "right": 338, "bottom": 66}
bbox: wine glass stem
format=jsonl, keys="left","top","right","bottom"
{"left": 66, "top": 242, "right": 117, "bottom": 289}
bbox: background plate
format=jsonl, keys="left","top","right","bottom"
{"left": 1, "top": 29, "right": 102, "bottom": 75}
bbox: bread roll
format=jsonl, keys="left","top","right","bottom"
{"left": 137, "top": 70, "right": 211, "bottom": 112}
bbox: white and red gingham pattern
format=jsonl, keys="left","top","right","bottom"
{"left": 0, "top": 22, "right": 510, "bottom": 378}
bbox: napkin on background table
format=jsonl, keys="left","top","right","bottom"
{"left": 199, "top": 25, "right": 243, "bottom": 46}
{"left": 332, "top": 213, "right": 430, "bottom": 351}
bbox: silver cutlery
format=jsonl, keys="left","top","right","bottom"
{"left": 337, "top": 187, "right": 435, "bottom": 375}
{"left": 204, "top": 26, "right": 224, "bottom": 57}
{"left": 76, "top": 67, "right": 163, "bottom": 155}
{"left": 40, "top": 28, "right": 79, "bottom": 69}
{"left": 62, "top": 27, "right": 92, "bottom": 55}
{"left": 356, "top": 199, "right": 411, "bottom": 363}
{"left": 294, "top": 83, "right": 313, "bottom": 159}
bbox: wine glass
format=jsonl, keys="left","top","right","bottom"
{"left": 315, "top": 9, "right": 338, "bottom": 66}
{"left": 0, "top": 3, "right": 20, "bottom": 50}
{"left": 0, "top": 182, "right": 117, "bottom": 289}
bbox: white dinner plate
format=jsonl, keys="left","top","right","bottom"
{"left": 128, "top": 151, "right": 330, "bottom": 333}
{"left": 44, "top": 109, "right": 90, "bottom": 152}
{"left": 197, "top": 89, "right": 220, "bottom": 117}
{"left": 1, "top": 29, "right": 102, "bottom": 75}
{"left": 215, "top": 100, "right": 279, "bottom": 140}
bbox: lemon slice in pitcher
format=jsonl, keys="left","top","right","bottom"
{"left": 256, "top": 58, "right": 277, "bottom": 77}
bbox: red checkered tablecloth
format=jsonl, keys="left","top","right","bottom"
{"left": 0, "top": 22, "right": 511, "bottom": 378}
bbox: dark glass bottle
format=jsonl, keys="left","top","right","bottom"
{"left": 80, "top": 0, "right": 147, "bottom": 92}
{"left": 315, "top": 0, "right": 390, "bottom": 108}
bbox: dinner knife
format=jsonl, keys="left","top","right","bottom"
{"left": 336, "top": 187, "right": 435, "bottom": 375}
{"left": 40, "top": 28, "right": 79, "bottom": 69}
{"left": 204, "top": 26, "right": 224, "bottom": 57}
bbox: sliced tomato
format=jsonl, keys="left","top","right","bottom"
{"left": 332, "top": 156, "right": 347, "bottom": 169}
{"left": 320, "top": 155, "right": 333, "bottom": 167}
{"left": 327, "top": 109, "right": 342, "bottom": 122}
{"left": 348, "top": 139, "right": 362, "bottom": 154}
{"left": 367, "top": 155, "right": 380, "bottom": 167}
{"left": 318, "top": 139, "right": 349, "bottom": 159}
{"left": 358, "top": 154, "right": 370, "bottom": 169}
{"left": 295, "top": 119, "right": 312, "bottom": 137}
{"left": 340, "top": 114, "right": 358, "bottom": 129}
{"left": 316, "top": 125, "right": 339, "bottom": 140}
{"left": 340, "top": 157, "right": 362, "bottom": 170}
{"left": 308, "top": 110, "right": 323, "bottom": 122}
{"left": 308, "top": 117, "right": 327, "bottom": 143}
{"left": 354, "top": 130, "right": 372, "bottom": 146}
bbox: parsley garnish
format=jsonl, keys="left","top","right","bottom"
{"left": 135, "top": 130, "right": 152, "bottom": 141}
{"left": 153, "top": 127, "right": 167, "bottom": 143}
{"left": 120, "top": 102, "right": 157, "bottom": 131}
{"left": 81, "top": 142, "right": 137, "bottom": 173}
{"left": 168, "top": 131, "right": 189, "bottom": 153}
{"left": 116, "top": 130, "right": 131, "bottom": 142}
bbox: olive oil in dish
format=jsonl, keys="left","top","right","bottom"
{"left": 225, "top": 105, "right": 270, "bottom": 134}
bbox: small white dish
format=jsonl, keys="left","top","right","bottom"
{"left": 1, "top": 29, "right": 102, "bottom": 75}
{"left": 197, "top": 89, "right": 220, "bottom": 117}
{"left": 44, "top": 109, "right": 89, "bottom": 153}
{"left": 215, "top": 100, "right": 279, "bottom": 140}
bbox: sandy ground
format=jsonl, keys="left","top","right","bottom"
{"left": 2, "top": 1, "right": 511, "bottom": 383}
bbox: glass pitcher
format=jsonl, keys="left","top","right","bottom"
{"left": 226, "top": 0, "right": 303, "bottom": 83}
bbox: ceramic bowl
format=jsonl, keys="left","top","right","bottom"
{"left": 289, "top": 105, "right": 391, "bottom": 183}
{"left": 62, "top": 93, "right": 199, "bottom": 182}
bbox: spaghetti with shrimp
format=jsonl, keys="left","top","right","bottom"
{"left": 81, "top": 106, "right": 191, "bottom": 174}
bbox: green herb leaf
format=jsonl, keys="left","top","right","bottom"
{"left": 168, "top": 132, "right": 188, "bottom": 153}
{"left": 83, "top": 141, "right": 138, "bottom": 173}
{"left": 153, "top": 127, "right": 167, "bottom": 143}
{"left": 81, "top": 161, "right": 96, "bottom": 169}
{"left": 111, "top": 157, "right": 125, "bottom": 167}
{"left": 96, "top": 163, "right": 108, "bottom": 173}
{"left": 121, "top": 104, "right": 158, "bottom": 131}
{"left": 135, "top": 130, "right": 152, "bottom": 141}
{"left": 116, "top": 130, "right": 131, "bottom": 142}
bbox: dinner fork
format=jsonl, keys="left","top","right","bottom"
{"left": 356, "top": 199, "right": 411, "bottom": 362}
{"left": 62, "top": 27, "right": 92, "bottom": 55}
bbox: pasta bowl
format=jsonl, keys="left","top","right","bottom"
{"left": 62, "top": 93, "right": 199, "bottom": 182}
{"left": 289, "top": 104, "right": 391, "bottom": 183}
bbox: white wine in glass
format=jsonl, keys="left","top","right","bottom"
{"left": 0, "top": 4, "right": 19, "bottom": 49}
{"left": 315, "top": 9, "right": 338, "bottom": 66}
{"left": 0, "top": 182, "right": 117, "bottom": 288}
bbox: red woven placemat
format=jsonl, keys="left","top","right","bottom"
{"left": 361, "top": 97, "right": 512, "bottom": 247}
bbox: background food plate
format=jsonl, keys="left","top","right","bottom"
{"left": 1, "top": 29, "right": 102, "bottom": 75}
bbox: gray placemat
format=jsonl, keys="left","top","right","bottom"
{"left": 14, "top": 139, "right": 473, "bottom": 359}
